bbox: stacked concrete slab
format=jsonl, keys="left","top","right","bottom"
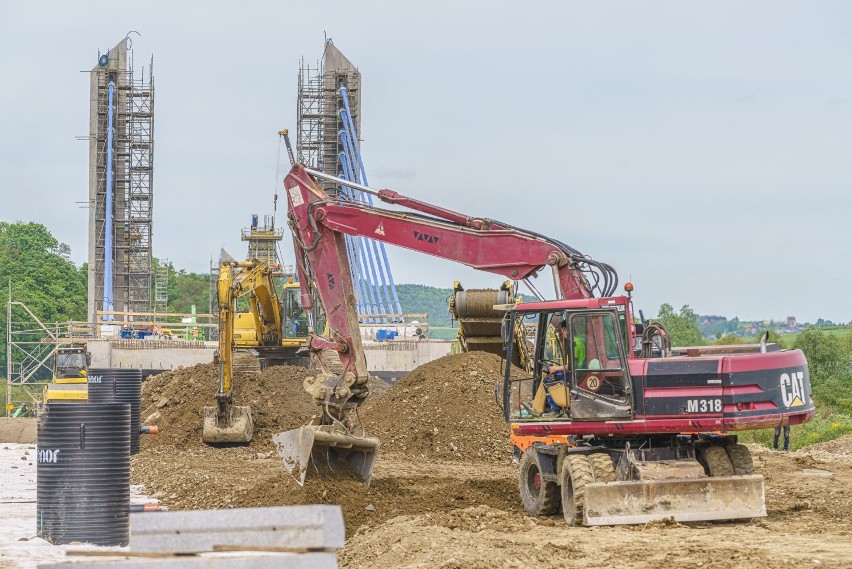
{"left": 38, "top": 506, "right": 344, "bottom": 568}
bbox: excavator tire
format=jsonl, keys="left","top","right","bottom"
{"left": 726, "top": 444, "right": 756, "bottom": 475}
{"left": 561, "top": 454, "right": 594, "bottom": 526}
{"left": 588, "top": 452, "right": 616, "bottom": 483}
{"left": 519, "top": 448, "right": 561, "bottom": 516}
{"left": 697, "top": 444, "right": 735, "bottom": 477}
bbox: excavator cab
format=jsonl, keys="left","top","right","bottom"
{"left": 565, "top": 310, "right": 632, "bottom": 420}
{"left": 45, "top": 346, "right": 90, "bottom": 402}
{"left": 518, "top": 308, "right": 633, "bottom": 421}
{"left": 281, "top": 283, "right": 309, "bottom": 339}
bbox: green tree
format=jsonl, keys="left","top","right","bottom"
{"left": 655, "top": 303, "right": 704, "bottom": 347}
{"left": 169, "top": 269, "right": 210, "bottom": 315}
{"left": 794, "top": 327, "right": 852, "bottom": 413}
{"left": 713, "top": 333, "right": 746, "bottom": 345}
{"left": 0, "top": 222, "right": 87, "bottom": 373}
{"left": 395, "top": 284, "right": 454, "bottom": 327}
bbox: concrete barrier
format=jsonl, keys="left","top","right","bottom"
{"left": 38, "top": 554, "right": 337, "bottom": 568}
{"left": 37, "top": 505, "right": 344, "bottom": 568}
{"left": 130, "top": 505, "right": 344, "bottom": 553}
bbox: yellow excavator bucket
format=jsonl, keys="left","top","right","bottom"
{"left": 273, "top": 425, "right": 380, "bottom": 486}
{"left": 582, "top": 474, "right": 766, "bottom": 525}
{"left": 202, "top": 403, "right": 253, "bottom": 444}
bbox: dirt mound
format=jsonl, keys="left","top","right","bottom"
{"left": 801, "top": 434, "right": 852, "bottom": 454}
{"left": 796, "top": 434, "right": 852, "bottom": 465}
{"left": 360, "top": 352, "right": 517, "bottom": 462}
{"left": 0, "top": 418, "right": 36, "bottom": 444}
{"left": 131, "top": 451, "right": 518, "bottom": 536}
{"left": 141, "top": 363, "right": 315, "bottom": 451}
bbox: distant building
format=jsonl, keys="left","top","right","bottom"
{"left": 786, "top": 316, "right": 797, "bottom": 328}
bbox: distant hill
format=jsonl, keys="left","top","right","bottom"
{"left": 395, "top": 284, "right": 453, "bottom": 327}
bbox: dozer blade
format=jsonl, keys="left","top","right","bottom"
{"left": 583, "top": 474, "right": 766, "bottom": 526}
{"left": 272, "top": 426, "right": 380, "bottom": 486}
{"left": 202, "top": 405, "right": 253, "bottom": 444}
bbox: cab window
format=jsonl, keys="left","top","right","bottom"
{"left": 569, "top": 312, "right": 629, "bottom": 399}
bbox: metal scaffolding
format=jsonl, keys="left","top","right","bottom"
{"left": 87, "top": 38, "right": 155, "bottom": 324}
{"left": 296, "top": 58, "right": 323, "bottom": 169}
{"left": 297, "top": 40, "right": 360, "bottom": 197}
{"left": 242, "top": 214, "right": 284, "bottom": 268}
{"left": 6, "top": 296, "right": 94, "bottom": 417}
{"left": 154, "top": 258, "right": 169, "bottom": 316}
{"left": 295, "top": 40, "right": 405, "bottom": 324}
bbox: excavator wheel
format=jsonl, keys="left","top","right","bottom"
{"left": 588, "top": 452, "right": 617, "bottom": 483}
{"left": 518, "top": 448, "right": 561, "bottom": 516}
{"left": 726, "top": 444, "right": 756, "bottom": 475}
{"left": 697, "top": 444, "right": 735, "bottom": 477}
{"left": 560, "top": 454, "right": 594, "bottom": 526}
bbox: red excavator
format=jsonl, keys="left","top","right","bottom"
{"left": 274, "top": 163, "right": 814, "bottom": 526}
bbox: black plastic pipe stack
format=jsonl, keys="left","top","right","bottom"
{"left": 87, "top": 368, "right": 143, "bottom": 454}
{"left": 36, "top": 402, "right": 131, "bottom": 546}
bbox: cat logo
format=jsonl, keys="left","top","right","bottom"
{"left": 375, "top": 222, "right": 385, "bottom": 236}
{"left": 413, "top": 231, "right": 439, "bottom": 244}
{"left": 780, "top": 371, "right": 806, "bottom": 408}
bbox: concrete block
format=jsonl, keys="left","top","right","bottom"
{"left": 38, "top": 552, "right": 337, "bottom": 569}
{"left": 130, "top": 506, "right": 345, "bottom": 553}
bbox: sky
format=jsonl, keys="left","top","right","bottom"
{"left": 0, "top": 1, "right": 850, "bottom": 323}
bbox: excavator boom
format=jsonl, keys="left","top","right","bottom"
{"left": 275, "top": 164, "right": 612, "bottom": 483}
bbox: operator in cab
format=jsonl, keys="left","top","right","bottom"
{"left": 548, "top": 320, "right": 586, "bottom": 376}
{"left": 55, "top": 351, "right": 88, "bottom": 379}
{"left": 530, "top": 320, "right": 585, "bottom": 416}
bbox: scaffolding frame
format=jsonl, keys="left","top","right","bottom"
{"left": 297, "top": 41, "right": 361, "bottom": 197}
{"left": 88, "top": 39, "right": 154, "bottom": 323}
{"left": 154, "top": 258, "right": 169, "bottom": 317}
{"left": 5, "top": 298, "right": 95, "bottom": 417}
{"left": 297, "top": 57, "right": 323, "bottom": 169}
{"left": 242, "top": 215, "right": 284, "bottom": 268}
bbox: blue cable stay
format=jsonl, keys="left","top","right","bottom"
{"left": 338, "top": 153, "right": 382, "bottom": 323}
{"left": 338, "top": 129, "right": 386, "bottom": 323}
{"left": 334, "top": 172, "right": 371, "bottom": 319}
{"left": 102, "top": 81, "right": 116, "bottom": 321}
{"left": 337, "top": 84, "right": 404, "bottom": 322}
{"left": 339, "top": 133, "right": 392, "bottom": 320}
{"left": 339, "top": 89, "right": 404, "bottom": 319}
{"left": 340, "top": 124, "right": 393, "bottom": 320}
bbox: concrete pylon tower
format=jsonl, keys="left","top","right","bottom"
{"left": 86, "top": 38, "right": 155, "bottom": 324}
{"left": 297, "top": 40, "right": 361, "bottom": 197}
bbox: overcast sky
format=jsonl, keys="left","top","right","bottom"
{"left": 1, "top": 1, "right": 850, "bottom": 323}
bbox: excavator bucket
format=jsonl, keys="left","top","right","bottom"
{"left": 202, "top": 404, "right": 253, "bottom": 444}
{"left": 582, "top": 474, "right": 766, "bottom": 526}
{"left": 273, "top": 425, "right": 380, "bottom": 486}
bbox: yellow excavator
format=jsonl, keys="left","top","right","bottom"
{"left": 43, "top": 345, "right": 91, "bottom": 402}
{"left": 203, "top": 259, "right": 308, "bottom": 443}
{"left": 233, "top": 279, "right": 311, "bottom": 369}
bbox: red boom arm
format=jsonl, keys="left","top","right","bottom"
{"left": 284, "top": 165, "right": 604, "bottom": 390}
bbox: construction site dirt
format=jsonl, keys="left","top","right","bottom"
{"left": 132, "top": 354, "right": 852, "bottom": 568}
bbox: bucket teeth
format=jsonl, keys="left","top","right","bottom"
{"left": 273, "top": 425, "right": 380, "bottom": 486}
{"left": 201, "top": 405, "right": 253, "bottom": 444}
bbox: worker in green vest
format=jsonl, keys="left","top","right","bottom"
{"left": 548, "top": 319, "right": 586, "bottom": 374}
